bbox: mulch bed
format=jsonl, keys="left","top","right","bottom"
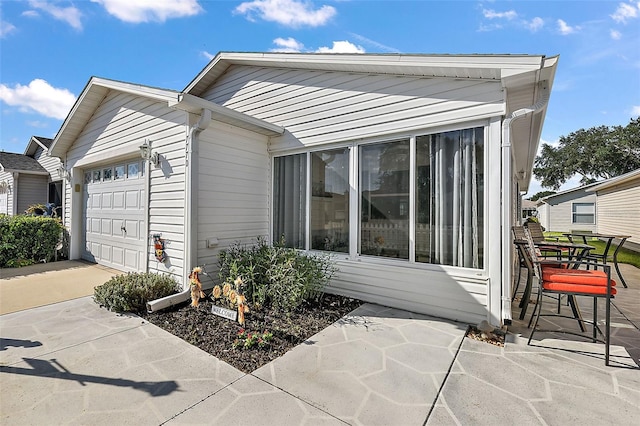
{"left": 141, "top": 294, "right": 363, "bottom": 373}
{"left": 465, "top": 325, "right": 506, "bottom": 347}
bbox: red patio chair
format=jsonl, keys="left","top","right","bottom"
{"left": 522, "top": 227, "right": 616, "bottom": 366}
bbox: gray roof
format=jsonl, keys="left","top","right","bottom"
{"left": 0, "top": 152, "right": 48, "bottom": 173}
{"left": 34, "top": 136, "right": 53, "bottom": 149}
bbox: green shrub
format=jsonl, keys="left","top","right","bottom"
{"left": 94, "top": 272, "right": 180, "bottom": 313}
{"left": 0, "top": 215, "right": 63, "bottom": 267}
{"left": 218, "top": 237, "right": 337, "bottom": 313}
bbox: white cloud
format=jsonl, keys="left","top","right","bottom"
{"left": 26, "top": 120, "right": 50, "bottom": 128}
{"left": 349, "top": 33, "right": 401, "bottom": 53}
{"left": 235, "top": 0, "right": 336, "bottom": 27}
{"left": 316, "top": 41, "right": 365, "bottom": 54}
{"left": 610, "top": 29, "right": 622, "bottom": 39}
{"left": 0, "top": 20, "right": 17, "bottom": 38}
{"left": 482, "top": 9, "right": 517, "bottom": 20}
{"left": 21, "top": 10, "right": 40, "bottom": 18}
{"left": 91, "top": 0, "right": 203, "bottom": 23}
{"left": 611, "top": 1, "right": 639, "bottom": 23}
{"left": 201, "top": 51, "right": 215, "bottom": 60}
{"left": 0, "top": 79, "right": 76, "bottom": 120}
{"left": 271, "top": 37, "right": 305, "bottom": 52}
{"left": 28, "top": 1, "right": 83, "bottom": 30}
{"left": 557, "top": 19, "right": 580, "bottom": 35}
{"left": 631, "top": 105, "right": 640, "bottom": 116}
{"left": 526, "top": 17, "right": 544, "bottom": 32}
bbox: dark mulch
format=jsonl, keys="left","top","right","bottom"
{"left": 465, "top": 325, "right": 506, "bottom": 347}
{"left": 141, "top": 294, "right": 363, "bottom": 373}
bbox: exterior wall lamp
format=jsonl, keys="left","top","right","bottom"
{"left": 139, "top": 139, "right": 159, "bottom": 166}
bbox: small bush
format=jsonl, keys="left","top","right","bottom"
{"left": 94, "top": 272, "right": 180, "bottom": 313}
{"left": 0, "top": 215, "right": 63, "bottom": 267}
{"left": 218, "top": 237, "right": 337, "bottom": 313}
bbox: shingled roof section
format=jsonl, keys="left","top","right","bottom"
{"left": 33, "top": 136, "right": 53, "bottom": 149}
{"left": 0, "top": 152, "right": 48, "bottom": 173}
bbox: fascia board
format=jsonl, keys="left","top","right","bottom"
{"left": 170, "top": 93, "right": 285, "bottom": 136}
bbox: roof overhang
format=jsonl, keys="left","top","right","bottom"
{"left": 185, "top": 52, "right": 555, "bottom": 96}
{"left": 586, "top": 169, "right": 640, "bottom": 192}
{"left": 50, "top": 77, "right": 285, "bottom": 158}
{"left": 24, "top": 136, "right": 51, "bottom": 156}
{"left": 184, "top": 52, "right": 558, "bottom": 193}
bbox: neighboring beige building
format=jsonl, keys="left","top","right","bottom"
{"left": 535, "top": 182, "right": 599, "bottom": 233}
{"left": 588, "top": 169, "right": 640, "bottom": 250}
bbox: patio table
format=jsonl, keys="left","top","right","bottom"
{"left": 563, "top": 233, "right": 631, "bottom": 288}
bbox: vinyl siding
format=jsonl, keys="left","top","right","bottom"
{"left": 16, "top": 174, "right": 48, "bottom": 213}
{"left": 201, "top": 66, "right": 504, "bottom": 151}
{"left": 0, "top": 171, "right": 13, "bottom": 215}
{"left": 63, "top": 90, "right": 188, "bottom": 283}
{"left": 195, "top": 122, "right": 270, "bottom": 280}
{"left": 198, "top": 65, "right": 503, "bottom": 323}
{"left": 33, "top": 146, "right": 62, "bottom": 177}
{"left": 595, "top": 179, "right": 640, "bottom": 246}
{"left": 542, "top": 190, "right": 597, "bottom": 233}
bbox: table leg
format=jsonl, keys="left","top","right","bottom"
{"left": 612, "top": 238, "right": 628, "bottom": 288}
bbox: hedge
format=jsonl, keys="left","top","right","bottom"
{"left": 0, "top": 215, "right": 64, "bottom": 268}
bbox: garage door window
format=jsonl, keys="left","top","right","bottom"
{"left": 128, "top": 163, "right": 139, "bottom": 178}
{"left": 115, "top": 165, "right": 125, "bottom": 180}
{"left": 103, "top": 167, "right": 113, "bottom": 181}
{"left": 92, "top": 170, "right": 101, "bottom": 183}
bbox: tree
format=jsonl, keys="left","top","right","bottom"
{"left": 533, "top": 117, "right": 640, "bottom": 190}
{"left": 528, "top": 190, "right": 556, "bottom": 201}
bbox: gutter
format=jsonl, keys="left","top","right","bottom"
{"left": 147, "top": 108, "right": 211, "bottom": 313}
{"left": 500, "top": 82, "right": 550, "bottom": 325}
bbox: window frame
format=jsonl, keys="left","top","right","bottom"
{"left": 270, "top": 121, "right": 488, "bottom": 272}
{"left": 571, "top": 202, "right": 595, "bottom": 224}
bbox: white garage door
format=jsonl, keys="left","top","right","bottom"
{"left": 83, "top": 160, "right": 146, "bottom": 272}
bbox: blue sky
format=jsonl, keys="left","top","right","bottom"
{"left": 1, "top": 0, "right": 639, "bottom": 195}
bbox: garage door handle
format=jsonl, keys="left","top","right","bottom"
{"left": 120, "top": 222, "right": 126, "bottom": 233}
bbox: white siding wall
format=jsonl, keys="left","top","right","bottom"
{"left": 16, "top": 174, "right": 48, "bottom": 214}
{"left": 0, "top": 171, "right": 14, "bottom": 215}
{"left": 201, "top": 66, "right": 504, "bottom": 150}
{"left": 33, "top": 146, "right": 62, "bottom": 177}
{"left": 64, "top": 90, "right": 188, "bottom": 283}
{"left": 596, "top": 179, "right": 640, "bottom": 246}
{"left": 196, "top": 122, "right": 270, "bottom": 282}
{"left": 199, "top": 66, "right": 505, "bottom": 324}
{"left": 544, "top": 190, "right": 597, "bottom": 233}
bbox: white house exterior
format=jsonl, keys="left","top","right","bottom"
{"left": 535, "top": 182, "right": 600, "bottom": 233}
{"left": 0, "top": 137, "right": 64, "bottom": 216}
{"left": 50, "top": 53, "right": 558, "bottom": 326}
{"left": 588, "top": 169, "right": 640, "bottom": 250}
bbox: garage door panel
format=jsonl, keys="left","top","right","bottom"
{"left": 83, "top": 160, "right": 146, "bottom": 272}
{"left": 101, "top": 219, "right": 112, "bottom": 236}
{"left": 113, "top": 191, "right": 125, "bottom": 208}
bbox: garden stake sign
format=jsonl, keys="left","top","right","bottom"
{"left": 189, "top": 266, "right": 205, "bottom": 307}
{"left": 153, "top": 234, "right": 166, "bottom": 263}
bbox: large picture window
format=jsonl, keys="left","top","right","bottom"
{"left": 272, "top": 125, "right": 485, "bottom": 269}
{"left": 360, "top": 140, "right": 410, "bottom": 259}
{"left": 311, "top": 149, "right": 350, "bottom": 252}
{"left": 416, "top": 128, "right": 484, "bottom": 268}
{"left": 273, "top": 154, "right": 307, "bottom": 249}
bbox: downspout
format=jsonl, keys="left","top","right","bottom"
{"left": 500, "top": 83, "right": 549, "bottom": 324}
{"left": 147, "top": 108, "right": 212, "bottom": 313}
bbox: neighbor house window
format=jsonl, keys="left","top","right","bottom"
{"left": 273, "top": 154, "right": 307, "bottom": 249}
{"left": 360, "top": 140, "right": 410, "bottom": 259}
{"left": 271, "top": 125, "right": 485, "bottom": 269}
{"left": 311, "top": 148, "right": 349, "bottom": 252}
{"left": 572, "top": 203, "right": 595, "bottom": 224}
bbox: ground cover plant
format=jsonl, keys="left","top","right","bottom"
{"left": 98, "top": 238, "right": 362, "bottom": 373}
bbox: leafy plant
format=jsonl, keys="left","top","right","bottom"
{"left": 218, "top": 237, "right": 337, "bottom": 313}
{"left": 233, "top": 329, "right": 273, "bottom": 349}
{"left": 0, "top": 215, "right": 63, "bottom": 267}
{"left": 94, "top": 272, "right": 179, "bottom": 313}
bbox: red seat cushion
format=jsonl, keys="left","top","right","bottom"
{"left": 542, "top": 268, "right": 614, "bottom": 286}
{"left": 542, "top": 282, "right": 617, "bottom": 296}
